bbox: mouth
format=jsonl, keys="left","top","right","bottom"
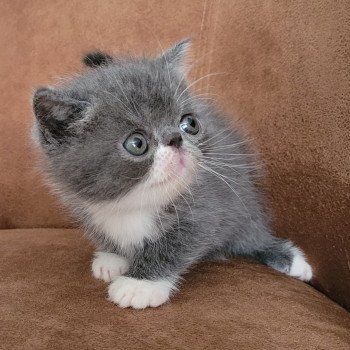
{"left": 175, "top": 149, "right": 187, "bottom": 173}
{"left": 148, "top": 155, "right": 188, "bottom": 189}
{"left": 147, "top": 145, "right": 196, "bottom": 192}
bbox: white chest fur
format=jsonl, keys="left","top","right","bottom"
{"left": 85, "top": 201, "right": 158, "bottom": 251}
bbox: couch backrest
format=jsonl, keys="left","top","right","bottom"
{"left": 0, "top": 0, "right": 349, "bottom": 309}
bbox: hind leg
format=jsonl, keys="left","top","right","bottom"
{"left": 247, "top": 238, "right": 313, "bottom": 281}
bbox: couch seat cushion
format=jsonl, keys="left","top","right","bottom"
{"left": 1, "top": 229, "right": 349, "bottom": 350}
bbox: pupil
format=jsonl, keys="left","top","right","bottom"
{"left": 133, "top": 137, "right": 142, "bottom": 148}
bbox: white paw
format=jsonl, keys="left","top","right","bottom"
{"left": 288, "top": 248, "right": 313, "bottom": 281}
{"left": 91, "top": 252, "right": 129, "bottom": 283}
{"left": 108, "top": 276, "right": 174, "bottom": 309}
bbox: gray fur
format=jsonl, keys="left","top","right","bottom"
{"left": 32, "top": 40, "right": 309, "bottom": 286}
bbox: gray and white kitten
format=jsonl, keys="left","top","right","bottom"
{"left": 32, "top": 40, "right": 312, "bottom": 309}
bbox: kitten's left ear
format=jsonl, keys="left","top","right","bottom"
{"left": 159, "top": 38, "right": 191, "bottom": 72}
{"left": 32, "top": 87, "right": 91, "bottom": 142}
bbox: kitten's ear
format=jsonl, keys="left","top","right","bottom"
{"left": 33, "top": 87, "right": 91, "bottom": 141}
{"left": 160, "top": 38, "right": 191, "bottom": 71}
{"left": 83, "top": 51, "right": 114, "bottom": 68}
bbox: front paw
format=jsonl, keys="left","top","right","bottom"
{"left": 288, "top": 248, "right": 313, "bottom": 281}
{"left": 108, "top": 277, "right": 174, "bottom": 309}
{"left": 91, "top": 252, "right": 129, "bottom": 283}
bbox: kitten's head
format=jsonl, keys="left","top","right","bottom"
{"left": 32, "top": 39, "right": 211, "bottom": 210}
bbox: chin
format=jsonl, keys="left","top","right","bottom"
{"left": 140, "top": 145, "right": 197, "bottom": 209}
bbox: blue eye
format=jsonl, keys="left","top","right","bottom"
{"left": 123, "top": 133, "right": 148, "bottom": 156}
{"left": 179, "top": 114, "right": 199, "bottom": 135}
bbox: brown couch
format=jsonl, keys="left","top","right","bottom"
{"left": 1, "top": 1, "right": 349, "bottom": 349}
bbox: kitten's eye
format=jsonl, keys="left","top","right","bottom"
{"left": 123, "top": 133, "right": 148, "bottom": 156}
{"left": 179, "top": 114, "right": 199, "bottom": 135}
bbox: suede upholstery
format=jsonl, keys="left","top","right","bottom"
{"left": 1, "top": 229, "right": 350, "bottom": 350}
{"left": 0, "top": 1, "right": 349, "bottom": 348}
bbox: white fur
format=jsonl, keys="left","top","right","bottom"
{"left": 92, "top": 252, "right": 129, "bottom": 282}
{"left": 84, "top": 145, "right": 195, "bottom": 251}
{"left": 108, "top": 276, "right": 175, "bottom": 309}
{"left": 288, "top": 248, "right": 313, "bottom": 281}
{"left": 87, "top": 203, "right": 158, "bottom": 251}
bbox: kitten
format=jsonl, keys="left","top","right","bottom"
{"left": 32, "top": 39, "right": 312, "bottom": 309}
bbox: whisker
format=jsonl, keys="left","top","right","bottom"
{"left": 114, "top": 77, "right": 143, "bottom": 120}
{"left": 198, "top": 163, "right": 249, "bottom": 212}
{"left": 198, "top": 128, "right": 232, "bottom": 147}
{"left": 156, "top": 37, "right": 172, "bottom": 88}
{"left": 176, "top": 72, "right": 226, "bottom": 103}
{"left": 169, "top": 174, "right": 194, "bottom": 220}
{"left": 199, "top": 160, "right": 243, "bottom": 182}
{"left": 199, "top": 154, "right": 255, "bottom": 162}
{"left": 169, "top": 170, "right": 195, "bottom": 204}
{"left": 173, "top": 49, "right": 217, "bottom": 98}
{"left": 102, "top": 89, "right": 136, "bottom": 118}
{"left": 200, "top": 158, "right": 259, "bottom": 170}
{"left": 199, "top": 161, "right": 258, "bottom": 184}
{"left": 152, "top": 189, "right": 167, "bottom": 238}
{"left": 207, "top": 130, "right": 235, "bottom": 148}
{"left": 163, "top": 182, "right": 180, "bottom": 231}
{"left": 204, "top": 152, "right": 257, "bottom": 157}
{"left": 179, "top": 93, "right": 216, "bottom": 107}
{"left": 206, "top": 139, "right": 254, "bottom": 150}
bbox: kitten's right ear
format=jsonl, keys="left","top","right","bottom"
{"left": 33, "top": 87, "right": 91, "bottom": 141}
{"left": 159, "top": 38, "right": 191, "bottom": 73}
{"left": 83, "top": 51, "right": 114, "bottom": 67}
